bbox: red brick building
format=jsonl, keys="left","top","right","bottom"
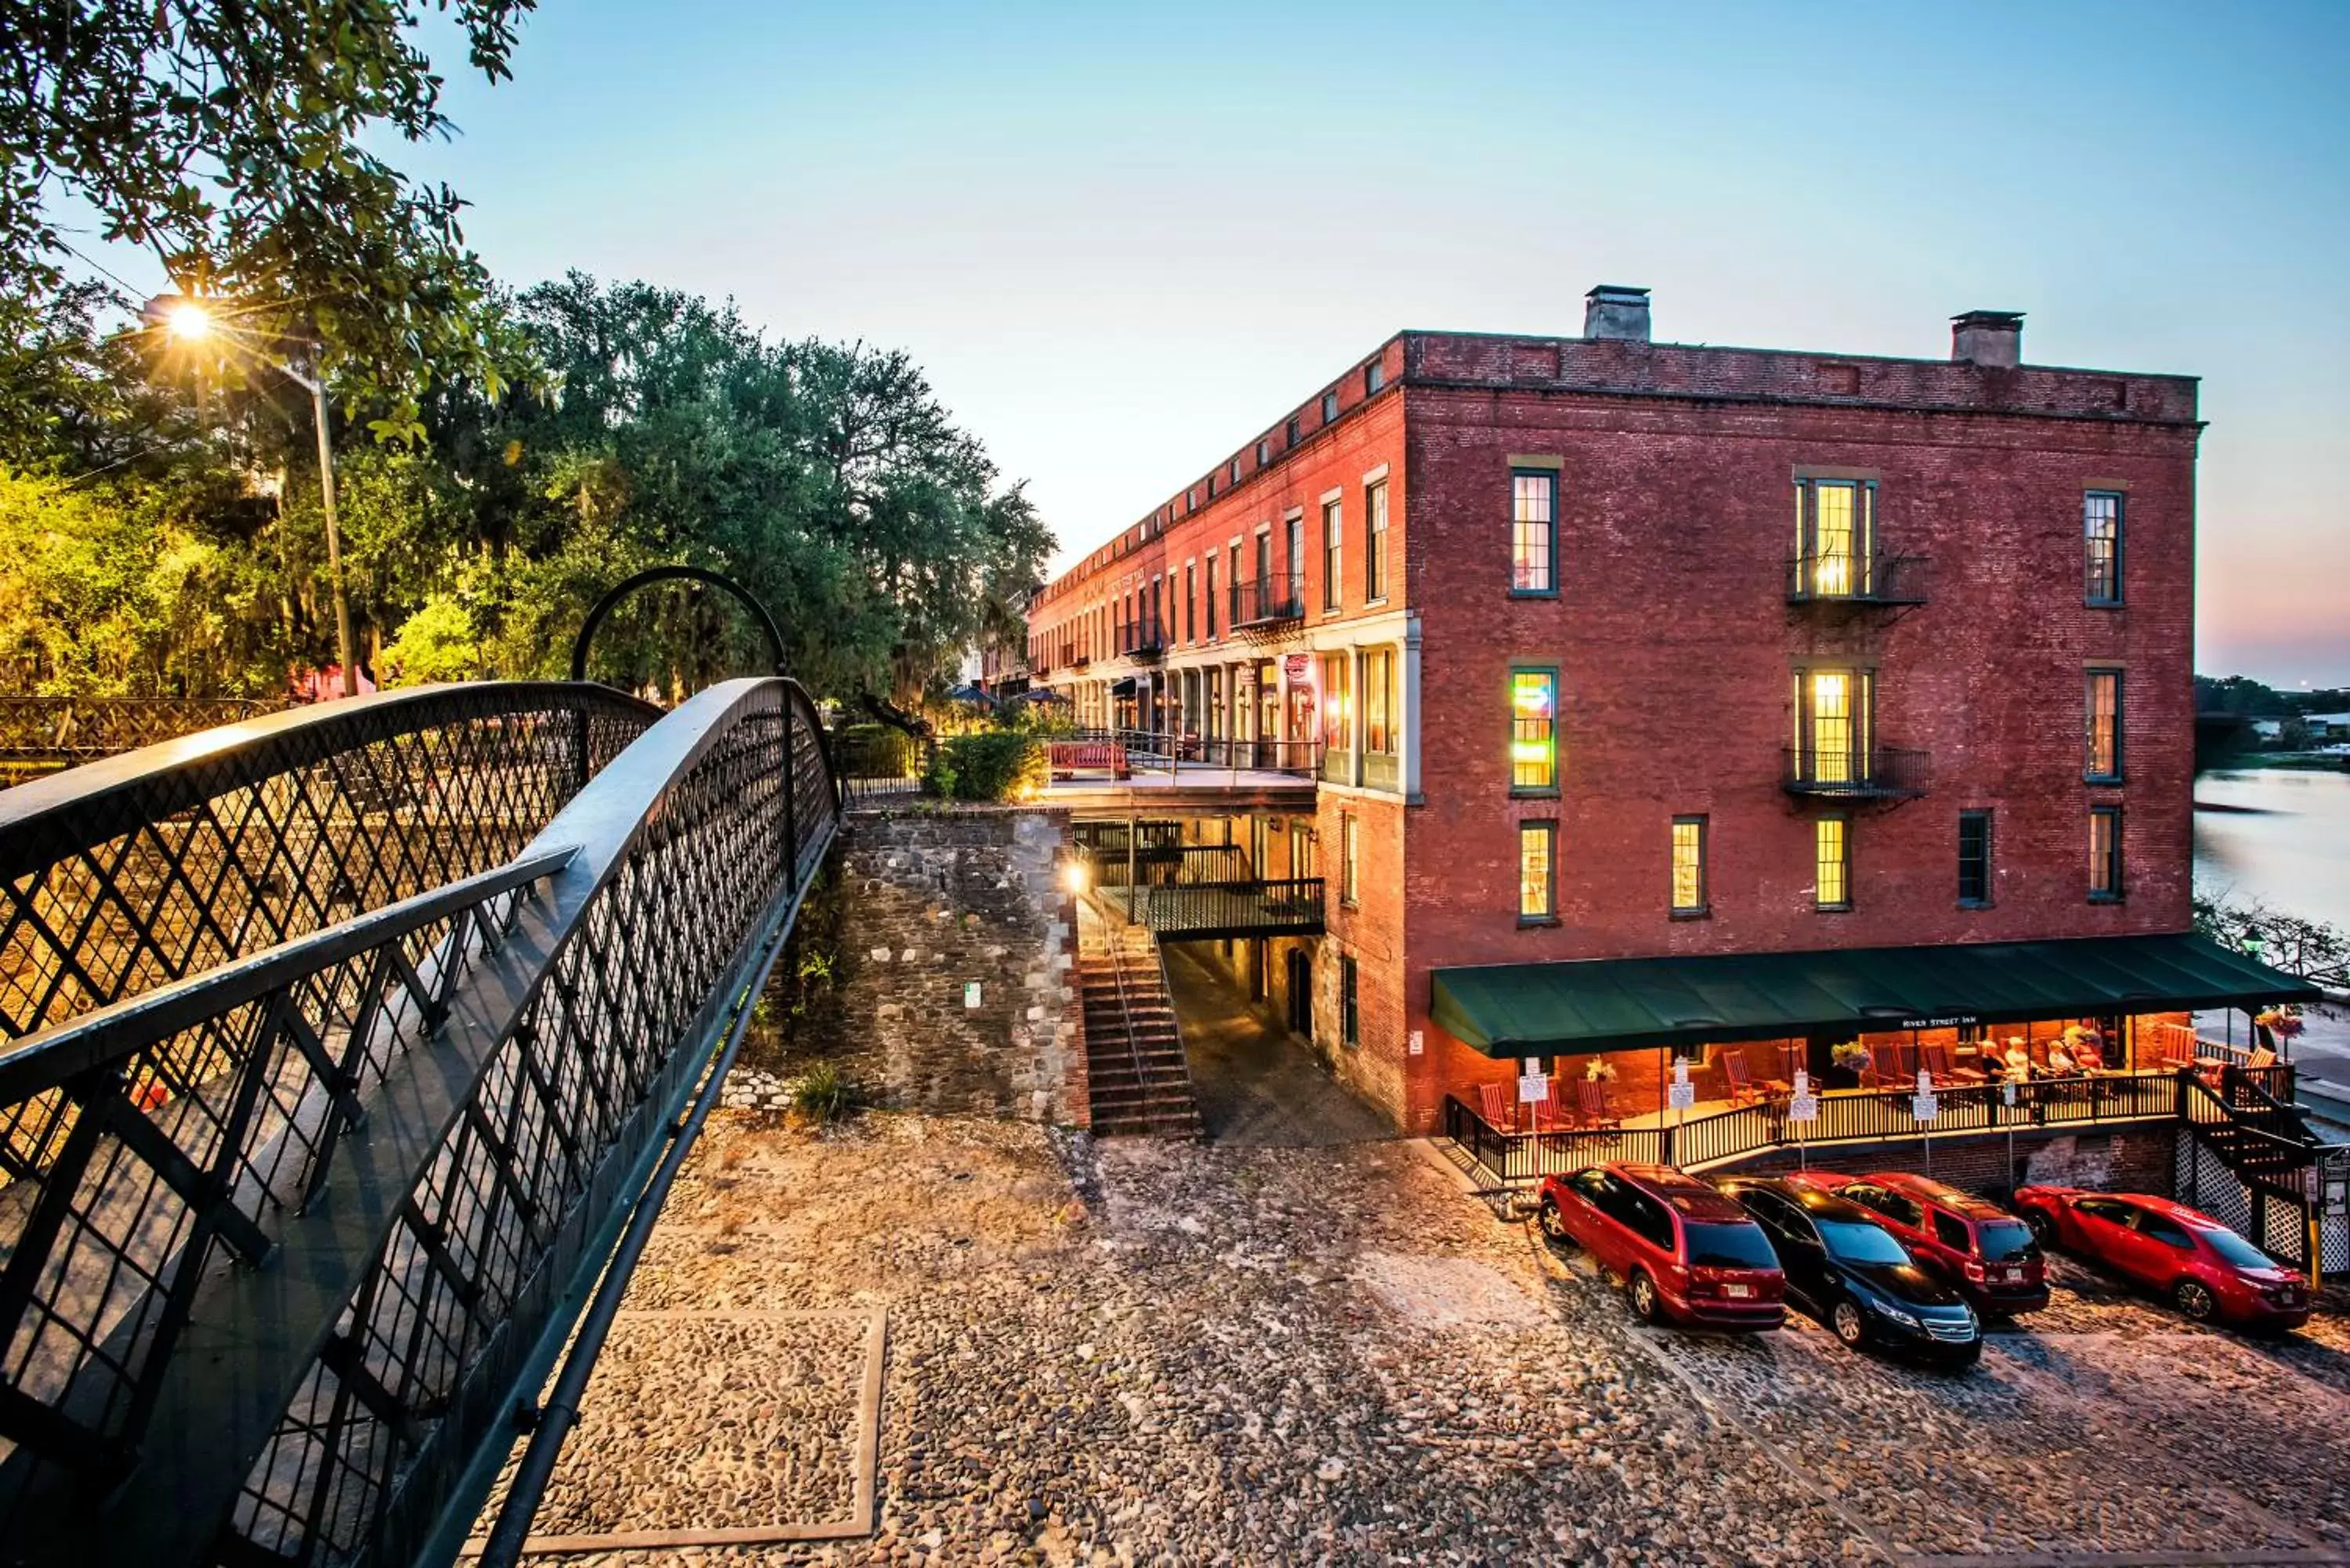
{"left": 1029, "top": 288, "right": 2304, "bottom": 1136}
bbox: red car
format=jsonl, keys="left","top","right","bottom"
{"left": 2013, "top": 1187, "right": 2311, "bottom": 1331}
{"left": 1789, "top": 1172, "right": 2049, "bottom": 1316}
{"left": 1538, "top": 1163, "right": 1786, "bottom": 1329}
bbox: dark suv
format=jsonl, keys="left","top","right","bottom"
{"left": 1537, "top": 1164, "right": 1785, "bottom": 1330}
{"left": 1715, "top": 1176, "right": 1980, "bottom": 1366}
{"left": 1794, "top": 1172, "right": 2049, "bottom": 1317}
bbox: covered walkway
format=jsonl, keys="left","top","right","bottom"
{"left": 1161, "top": 942, "right": 1388, "bottom": 1147}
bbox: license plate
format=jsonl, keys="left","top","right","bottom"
{"left": 1723, "top": 1283, "right": 1752, "bottom": 1299}
{"left": 1994, "top": 1267, "right": 2019, "bottom": 1283}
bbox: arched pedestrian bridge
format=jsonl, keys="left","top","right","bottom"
{"left": 0, "top": 677, "right": 840, "bottom": 1566}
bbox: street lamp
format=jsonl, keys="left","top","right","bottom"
{"left": 144, "top": 292, "right": 359, "bottom": 699}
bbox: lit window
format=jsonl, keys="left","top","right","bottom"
{"left": 2084, "top": 491, "right": 2123, "bottom": 604}
{"left": 1322, "top": 497, "right": 1343, "bottom": 611}
{"left": 1671, "top": 816, "right": 1707, "bottom": 916}
{"left": 1795, "top": 669, "right": 1874, "bottom": 785}
{"left": 2090, "top": 806, "right": 2124, "bottom": 900}
{"left": 1958, "top": 810, "right": 1993, "bottom": 907}
{"left": 1509, "top": 670, "right": 1558, "bottom": 793}
{"left": 1366, "top": 481, "right": 1389, "bottom": 601}
{"left": 1793, "top": 478, "right": 1875, "bottom": 597}
{"left": 2086, "top": 669, "right": 2123, "bottom": 781}
{"left": 1519, "top": 821, "right": 1556, "bottom": 920}
{"left": 1340, "top": 811, "right": 1360, "bottom": 906}
{"left": 1322, "top": 652, "right": 1354, "bottom": 757}
{"left": 1511, "top": 470, "right": 1556, "bottom": 594}
{"left": 1815, "top": 818, "right": 1850, "bottom": 910}
{"left": 1364, "top": 649, "right": 1396, "bottom": 756}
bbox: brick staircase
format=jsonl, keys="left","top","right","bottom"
{"left": 1076, "top": 909, "right": 1201, "bottom": 1138}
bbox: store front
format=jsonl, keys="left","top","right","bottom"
{"left": 1430, "top": 932, "right": 2319, "bottom": 1172}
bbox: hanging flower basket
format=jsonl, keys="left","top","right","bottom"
{"left": 2254, "top": 1006, "right": 2305, "bottom": 1039}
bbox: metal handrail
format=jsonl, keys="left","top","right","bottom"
{"left": 0, "top": 847, "right": 576, "bottom": 1103}
{"left": 2, "top": 677, "right": 842, "bottom": 1567}
{"left": 0, "top": 681, "right": 663, "bottom": 1040}
{"left": 1781, "top": 744, "right": 1930, "bottom": 799}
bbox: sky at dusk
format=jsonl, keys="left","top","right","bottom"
{"left": 373, "top": 2, "right": 2345, "bottom": 685}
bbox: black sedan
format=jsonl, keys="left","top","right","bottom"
{"left": 1714, "top": 1176, "right": 1981, "bottom": 1367}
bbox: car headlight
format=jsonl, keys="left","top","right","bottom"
{"left": 1876, "top": 1301, "right": 1920, "bottom": 1331}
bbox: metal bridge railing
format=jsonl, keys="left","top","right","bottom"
{"left": 0, "top": 684, "right": 660, "bottom": 1042}
{"left": 0, "top": 697, "right": 296, "bottom": 778}
{"left": 0, "top": 677, "right": 841, "bottom": 1567}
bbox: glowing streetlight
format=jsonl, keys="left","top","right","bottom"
{"left": 143, "top": 291, "right": 357, "bottom": 698}
{"left": 161, "top": 298, "right": 215, "bottom": 344}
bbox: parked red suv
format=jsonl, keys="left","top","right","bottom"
{"left": 2012, "top": 1187, "right": 2311, "bottom": 1331}
{"left": 1538, "top": 1163, "right": 1786, "bottom": 1329}
{"left": 1789, "top": 1172, "right": 2049, "bottom": 1316}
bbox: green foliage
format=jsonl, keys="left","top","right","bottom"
{"left": 925, "top": 731, "right": 1043, "bottom": 800}
{"left": 378, "top": 596, "right": 483, "bottom": 686}
{"left": 788, "top": 1060, "right": 866, "bottom": 1125}
{"left": 0, "top": 0, "right": 535, "bottom": 432}
{"left": 0, "top": 272, "right": 1054, "bottom": 707}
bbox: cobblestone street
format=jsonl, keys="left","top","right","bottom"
{"left": 476, "top": 1112, "right": 2350, "bottom": 1567}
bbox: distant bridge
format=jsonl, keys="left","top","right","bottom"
{"left": 0, "top": 677, "right": 841, "bottom": 1566}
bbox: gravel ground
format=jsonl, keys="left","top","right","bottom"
{"left": 472, "top": 1112, "right": 2350, "bottom": 1566}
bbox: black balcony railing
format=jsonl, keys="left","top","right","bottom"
{"left": 1783, "top": 745, "right": 1930, "bottom": 799}
{"left": 1232, "top": 573, "right": 1305, "bottom": 628}
{"left": 1786, "top": 552, "right": 1930, "bottom": 606}
{"left": 1126, "top": 614, "right": 1167, "bottom": 659}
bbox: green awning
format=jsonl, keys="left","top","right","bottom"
{"left": 1430, "top": 933, "right": 2322, "bottom": 1060}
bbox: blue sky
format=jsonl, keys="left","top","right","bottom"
{"left": 386, "top": 2, "right": 2350, "bottom": 684}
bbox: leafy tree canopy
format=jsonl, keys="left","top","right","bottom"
{"left": 1, "top": 0, "right": 535, "bottom": 435}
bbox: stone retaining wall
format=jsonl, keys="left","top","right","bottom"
{"left": 1737, "top": 1124, "right": 2177, "bottom": 1194}
{"left": 777, "top": 804, "right": 1084, "bottom": 1125}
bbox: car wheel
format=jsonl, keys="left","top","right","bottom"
{"left": 2172, "top": 1278, "right": 2218, "bottom": 1323}
{"left": 1627, "top": 1270, "right": 1662, "bottom": 1324}
{"left": 1831, "top": 1298, "right": 1868, "bottom": 1349}
{"left": 1537, "top": 1197, "right": 1568, "bottom": 1245}
{"left": 2024, "top": 1210, "right": 2058, "bottom": 1250}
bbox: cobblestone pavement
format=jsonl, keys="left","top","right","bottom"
{"left": 477, "top": 1113, "right": 2350, "bottom": 1566}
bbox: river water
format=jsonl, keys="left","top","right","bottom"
{"left": 2194, "top": 767, "right": 2350, "bottom": 1111}
{"left": 2193, "top": 767, "right": 2350, "bottom": 928}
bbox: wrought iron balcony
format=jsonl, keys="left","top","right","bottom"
{"left": 1232, "top": 572, "right": 1305, "bottom": 628}
{"left": 1783, "top": 745, "right": 1929, "bottom": 799}
{"left": 1126, "top": 614, "right": 1167, "bottom": 660}
{"left": 1786, "top": 552, "right": 1929, "bottom": 607}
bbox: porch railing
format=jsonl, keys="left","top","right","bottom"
{"left": 1443, "top": 1067, "right": 2189, "bottom": 1185}
{"left": 1783, "top": 745, "right": 1930, "bottom": 800}
{"left": 1065, "top": 726, "right": 1321, "bottom": 779}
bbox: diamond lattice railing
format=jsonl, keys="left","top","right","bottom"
{"left": 0, "top": 685, "right": 660, "bottom": 1044}
{"left": 0, "top": 677, "right": 841, "bottom": 1568}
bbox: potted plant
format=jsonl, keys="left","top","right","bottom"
{"left": 1827, "top": 1039, "right": 1869, "bottom": 1089}
{"left": 1584, "top": 1057, "right": 1619, "bottom": 1083}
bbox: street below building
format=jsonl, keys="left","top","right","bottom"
{"left": 473, "top": 1109, "right": 2350, "bottom": 1566}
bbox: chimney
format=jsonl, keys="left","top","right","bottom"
{"left": 1951, "top": 309, "right": 2024, "bottom": 369}
{"left": 1584, "top": 285, "right": 1651, "bottom": 343}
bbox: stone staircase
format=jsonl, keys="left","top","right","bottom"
{"left": 1077, "top": 909, "right": 1201, "bottom": 1138}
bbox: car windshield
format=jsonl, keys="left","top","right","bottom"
{"left": 1976, "top": 1221, "right": 2038, "bottom": 1263}
{"left": 1816, "top": 1219, "right": 1914, "bottom": 1266}
{"left": 1683, "top": 1222, "right": 1778, "bottom": 1270}
{"left": 2194, "top": 1226, "right": 2280, "bottom": 1271}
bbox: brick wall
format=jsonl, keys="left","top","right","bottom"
{"left": 1400, "top": 378, "right": 2200, "bottom": 1132}
{"left": 804, "top": 806, "right": 1085, "bottom": 1124}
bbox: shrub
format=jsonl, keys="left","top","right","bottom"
{"left": 927, "top": 731, "right": 1043, "bottom": 801}
{"left": 789, "top": 1060, "right": 866, "bottom": 1124}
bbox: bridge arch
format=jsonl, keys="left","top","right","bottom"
{"left": 569, "top": 565, "right": 788, "bottom": 686}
